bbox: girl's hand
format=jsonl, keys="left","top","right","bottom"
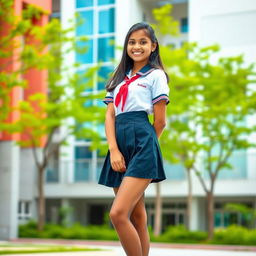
{"left": 110, "top": 148, "right": 126, "bottom": 172}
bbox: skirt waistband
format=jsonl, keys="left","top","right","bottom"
{"left": 116, "top": 111, "right": 149, "bottom": 123}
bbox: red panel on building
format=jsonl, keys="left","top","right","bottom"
{"left": 0, "top": 0, "right": 52, "bottom": 146}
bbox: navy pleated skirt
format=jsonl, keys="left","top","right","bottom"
{"left": 98, "top": 111, "right": 166, "bottom": 188}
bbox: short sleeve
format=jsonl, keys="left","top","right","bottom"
{"left": 151, "top": 69, "right": 170, "bottom": 105}
{"left": 103, "top": 91, "right": 114, "bottom": 105}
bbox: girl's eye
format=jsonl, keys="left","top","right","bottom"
{"left": 128, "top": 41, "right": 135, "bottom": 45}
{"left": 140, "top": 41, "right": 147, "bottom": 45}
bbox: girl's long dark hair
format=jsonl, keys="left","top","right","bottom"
{"left": 106, "top": 22, "right": 169, "bottom": 92}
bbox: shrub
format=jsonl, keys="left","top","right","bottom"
{"left": 150, "top": 225, "right": 207, "bottom": 243}
{"left": 19, "top": 222, "right": 256, "bottom": 245}
{"left": 212, "top": 225, "right": 256, "bottom": 245}
{"left": 19, "top": 220, "right": 40, "bottom": 238}
{"left": 19, "top": 222, "right": 118, "bottom": 241}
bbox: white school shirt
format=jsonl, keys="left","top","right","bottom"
{"left": 103, "top": 65, "right": 170, "bottom": 116}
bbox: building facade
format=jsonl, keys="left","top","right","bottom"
{"left": 6, "top": 0, "right": 256, "bottom": 237}
{"left": 40, "top": 0, "right": 256, "bottom": 232}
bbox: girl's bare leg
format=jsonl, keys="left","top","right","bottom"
{"left": 114, "top": 188, "right": 150, "bottom": 256}
{"left": 110, "top": 177, "right": 151, "bottom": 256}
{"left": 130, "top": 195, "right": 150, "bottom": 256}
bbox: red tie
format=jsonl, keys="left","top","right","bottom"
{"left": 115, "top": 74, "right": 141, "bottom": 111}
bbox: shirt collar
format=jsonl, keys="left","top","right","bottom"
{"left": 126, "top": 64, "right": 155, "bottom": 78}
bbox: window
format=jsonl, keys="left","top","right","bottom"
{"left": 76, "top": 39, "right": 94, "bottom": 64}
{"left": 74, "top": 146, "right": 92, "bottom": 181}
{"left": 76, "top": 10, "right": 93, "bottom": 36}
{"left": 18, "top": 201, "right": 31, "bottom": 220}
{"left": 46, "top": 144, "right": 59, "bottom": 183}
{"left": 98, "top": 8, "right": 115, "bottom": 34}
{"left": 98, "top": 37, "right": 114, "bottom": 62}
{"left": 214, "top": 202, "right": 253, "bottom": 228}
{"left": 97, "top": 65, "right": 113, "bottom": 90}
{"left": 218, "top": 150, "right": 247, "bottom": 179}
{"left": 164, "top": 162, "right": 186, "bottom": 180}
{"left": 98, "top": 0, "right": 115, "bottom": 5}
{"left": 180, "top": 17, "right": 188, "bottom": 33}
{"left": 76, "top": 0, "right": 93, "bottom": 8}
{"left": 75, "top": 1, "right": 115, "bottom": 65}
{"left": 74, "top": 0, "right": 115, "bottom": 167}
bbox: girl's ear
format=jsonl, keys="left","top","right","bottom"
{"left": 152, "top": 42, "right": 157, "bottom": 52}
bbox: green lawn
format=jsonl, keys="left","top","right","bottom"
{"left": 0, "top": 243, "right": 101, "bottom": 254}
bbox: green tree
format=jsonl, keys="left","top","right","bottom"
{"left": 1, "top": 1, "right": 105, "bottom": 231}
{"left": 161, "top": 41, "right": 256, "bottom": 239}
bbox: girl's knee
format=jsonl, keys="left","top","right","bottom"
{"left": 109, "top": 207, "right": 127, "bottom": 225}
{"left": 131, "top": 209, "right": 147, "bottom": 228}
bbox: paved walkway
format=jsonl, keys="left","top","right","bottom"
{"left": 3, "top": 238, "right": 256, "bottom": 256}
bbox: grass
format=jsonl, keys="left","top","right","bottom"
{"left": 0, "top": 243, "right": 102, "bottom": 254}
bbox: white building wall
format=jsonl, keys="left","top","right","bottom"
{"left": 0, "top": 141, "right": 19, "bottom": 240}
{"left": 19, "top": 149, "right": 37, "bottom": 200}
{"left": 189, "top": 0, "right": 256, "bottom": 189}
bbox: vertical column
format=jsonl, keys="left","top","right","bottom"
{"left": 60, "top": 0, "right": 76, "bottom": 185}
{"left": 189, "top": 197, "right": 200, "bottom": 231}
{"left": 0, "top": 141, "right": 20, "bottom": 240}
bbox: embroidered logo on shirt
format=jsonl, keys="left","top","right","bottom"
{"left": 137, "top": 83, "right": 147, "bottom": 88}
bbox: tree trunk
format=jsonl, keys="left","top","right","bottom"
{"left": 207, "top": 191, "right": 214, "bottom": 240}
{"left": 186, "top": 169, "right": 192, "bottom": 230}
{"left": 37, "top": 166, "right": 45, "bottom": 231}
{"left": 153, "top": 183, "right": 162, "bottom": 236}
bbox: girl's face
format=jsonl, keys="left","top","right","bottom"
{"left": 127, "top": 29, "right": 157, "bottom": 67}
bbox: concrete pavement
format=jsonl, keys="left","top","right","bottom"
{"left": 3, "top": 239, "right": 256, "bottom": 256}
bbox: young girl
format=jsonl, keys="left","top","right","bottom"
{"left": 98, "top": 22, "right": 169, "bottom": 256}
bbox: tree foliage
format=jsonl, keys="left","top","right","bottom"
{"left": 153, "top": 3, "right": 256, "bottom": 238}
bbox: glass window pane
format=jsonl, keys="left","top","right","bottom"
{"left": 76, "top": 39, "right": 93, "bottom": 64}
{"left": 97, "top": 66, "right": 113, "bottom": 90}
{"left": 98, "top": 8, "right": 115, "bottom": 34}
{"left": 25, "top": 202, "right": 30, "bottom": 214}
{"left": 76, "top": 0, "right": 93, "bottom": 8}
{"left": 76, "top": 10, "right": 93, "bottom": 36}
{"left": 178, "top": 213, "right": 184, "bottom": 224}
{"left": 180, "top": 17, "right": 188, "bottom": 33}
{"left": 74, "top": 161, "right": 90, "bottom": 181}
{"left": 46, "top": 167, "right": 59, "bottom": 182}
{"left": 98, "top": 37, "right": 114, "bottom": 62}
{"left": 75, "top": 146, "right": 92, "bottom": 159}
{"left": 218, "top": 150, "right": 247, "bottom": 179}
{"left": 164, "top": 162, "right": 186, "bottom": 180}
{"left": 214, "top": 212, "right": 222, "bottom": 227}
{"left": 98, "top": 0, "right": 114, "bottom": 5}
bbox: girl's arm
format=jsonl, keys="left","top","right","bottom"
{"left": 105, "top": 103, "right": 126, "bottom": 172}
{"left": 153, "top": 100, "right": 167, "bottom": 138}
